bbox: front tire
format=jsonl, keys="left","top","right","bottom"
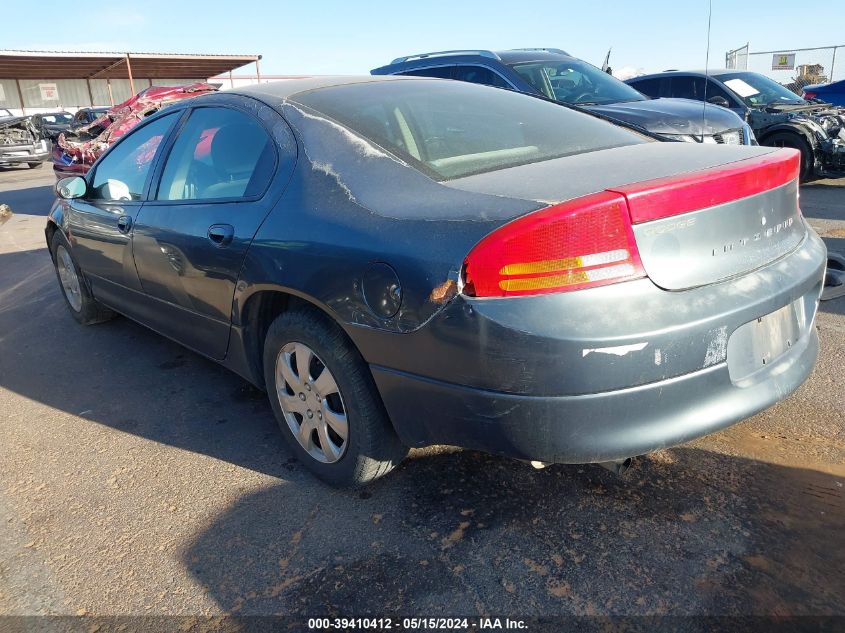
{"left": 764, "top": 132, "right": 814, "bottom": 182}
{"left": 50, "top": 230, "right": 115, "bottom": 325}
{"left": 28, "top": 162, "right": 43, "bottom": 169}
{"left": 263, "top": 307, "right": 407, "bottom": 487}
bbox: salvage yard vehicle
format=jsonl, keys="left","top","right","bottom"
{"left": 70, "top": 106, "right": 111, "bottom": 129}
{"left": 46, "top": 77, "right": 826, "bottom": 487}
{"left": 627, "top": 70, "right": 845, "bottom": 180}
{"left": 803, "top": 78, "right": 845, "bottom": 107}
{"left": 372, "top": 49, "right": 755, "bottom": 145}
{"left": 30, "top": 111, "right": 74, "bottom": 141}
{"left": 0, "top": 114, "right": 49, "bottom": 168}
{"left": 52, "top": 83, "right": 218, "bottom": 179}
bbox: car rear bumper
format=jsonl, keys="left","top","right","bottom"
{"left": 359, "top": 227, "right": 826, "bottom": 463}
{"left": 372, "top": 326, "right": 818, "bottom": 463}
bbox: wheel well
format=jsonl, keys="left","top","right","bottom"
{"left": 45, "top": 220, "right": 58, "bottom": 251}
{"left": 241, "top": 290, "right": 340, "bottom": 385}
{"left": 760, "top": 128, "right": 813, "bottom": 149}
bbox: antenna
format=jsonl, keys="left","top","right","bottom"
{"left": 701, "top": 0, "right": 713, "bottom": 142}
{"left": 601, "top": 47, "right": 612, "bottom": 74}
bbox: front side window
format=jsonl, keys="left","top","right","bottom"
{"left": 509, "top": 60, "right": 646, "bottom": 105}
{"left": 705, "top": 79, "right": 736, "bottom": 105}
{"left": 156, "top": 107, "right": 274, "bottom": 201}
{"left": 89, "top": 112, "right": 177, "bottom": 201}
{"left": 293, "top": 79, "right": 647, "bottom": 180}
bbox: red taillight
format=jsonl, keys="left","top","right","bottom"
{"left": 804, "top": 91, "right": 817, "bottom": 100}
{"left": 462, "top": 192, "right": 645, "bottom": 298}
{"left": 611, "top": 148, "right": 800, "bottom": 224}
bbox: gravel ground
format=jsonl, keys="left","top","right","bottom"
{"left": 0, "top": 165, "right": 843, "bottom": 622}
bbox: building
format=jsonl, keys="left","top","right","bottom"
{"left": 0, "top": 50, "right": 261, "bottom": 116}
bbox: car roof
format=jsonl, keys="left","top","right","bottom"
{"left": 373, "top": 48, "right": 575, "bottom": 71}
{"left": 494, "top": 49, "right": 573, "bottom": 64}
{"left": 631, "top": 69, "right": 741, "bottom": 80}
{"left": 234, "top": 75, "right": 420, "bottom": 101}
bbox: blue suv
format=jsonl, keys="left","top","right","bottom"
{"left": 372, "top": 49, "right": 754, "bottom": 145}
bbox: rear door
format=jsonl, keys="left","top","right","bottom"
{"left": 131, "top": 100, "right": 296, "bottom": 359}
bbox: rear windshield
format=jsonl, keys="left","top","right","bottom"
{"left": 42, "top": 113, "right": 73, "bottom": 124}
{"left": 292, "top": 79, "right": 647, "bottom": 179}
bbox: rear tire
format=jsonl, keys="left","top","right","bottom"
{"left": 764, "top": 132, "right": 814, "bottom": 182}
{"left": 49, "top": 230, "right": 115, "bottom": 325}
{"left": 263, "top": 307, "right": 407, "bottom": 487}
{"left": 28, "top": 162, "right": 43, "bottom": 169}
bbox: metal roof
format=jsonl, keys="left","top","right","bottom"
{"left": 0, "top": 50, "right": 261, "bottom": 79}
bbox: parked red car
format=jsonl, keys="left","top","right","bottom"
{"left": 52, "top": 83, "right": 218, "bottom": 178}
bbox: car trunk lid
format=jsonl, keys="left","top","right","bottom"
{"left": 449, "top": 144, "right": 804, "bottom": 292}
{"left": 612, "top": 148, "right": 804, "bottom": 290}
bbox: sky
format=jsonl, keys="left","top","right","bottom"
{"left": 3, "top": 0, "right": 842, "bottom": 78}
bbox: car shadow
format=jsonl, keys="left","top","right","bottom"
{"left": 178, "top": 447, "right": 845, "bottom": 617}
{"left": 0, "top": 184, "right": 55, "bottom": 217}
{"left": 0, "top": 247, "right": 292, "bottom": 481}
{"left": 2, "top": 246, "right": 844, "bottom": 617}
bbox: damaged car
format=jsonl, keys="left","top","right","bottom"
{"left": 627, "top": 70, "right": 845, "bottom": 180}
{"left": 0, "top": 115, "right": 50, "bottom": 168}
{"left": 52, "top": 83, "right": 218, "bottom": 178}
{"left": 46, "top": 77, "right": 825, "bottom": 487}
{"left": 30, "top": 111, "right": 74, "bottom": 141}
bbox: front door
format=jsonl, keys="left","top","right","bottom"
{"left": 131, "top": 102, "right": 293, "bottom": 360}
{"left": 66, "top": 111, "right": 180, "bottom": 310}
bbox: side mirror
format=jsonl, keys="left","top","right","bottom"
{"left": 707, "top": 95, "right": 730, "bottom": 108}
{"left": 56, "top": 176, "right": 87, "bottom": 200}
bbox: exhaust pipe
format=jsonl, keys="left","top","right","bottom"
{"left": 598, "top": 457, "right": 633, "bottom": 476}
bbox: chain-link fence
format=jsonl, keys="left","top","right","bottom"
{"left": 726, "top": 44, "right": 843, "bottom": 95}
{"left": 725, "top": 44, "right": 748, "bottom": 73}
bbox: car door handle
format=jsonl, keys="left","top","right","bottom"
{"left": 117, "top": 215, "right": 133, "bottom": 234}
{"left": 207, "top": 224, "right": 234, "bottom": 246}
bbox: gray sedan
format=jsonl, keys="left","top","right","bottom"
{"left": 46, "top": 76, "right": 826, "bottom": 486}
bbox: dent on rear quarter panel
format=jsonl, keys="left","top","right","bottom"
{"left": 235, "top": 99, "right": 541, "bottom": 335}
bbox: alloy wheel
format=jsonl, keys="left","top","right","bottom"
{"left": 275, "top": 341, "right": 348, "bottom": 463}
{"left": 56, "top": 245, "right": 82, "bottom": 312}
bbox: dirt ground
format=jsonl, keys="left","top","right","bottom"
{"left": 0, "top": 165, "right": 843, "bottom": 624}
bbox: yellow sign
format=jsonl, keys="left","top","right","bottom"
{"left": 772, "top": 53, "right": 796, "bottom": 70}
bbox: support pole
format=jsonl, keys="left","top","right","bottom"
{"left": 107, "top": 78, "right": 114, "bottom": 106}
{"left": 14, "top": 79, "right": 25, "bottom": 115}
{"left": 229, "top": 70, "right": 234, "bottom": 89}
{"left": 255, "top": 56, "right": 262, "bottom": 84}
{"left": 831, "top": 46, "right": 837, "bottom": 80}
{"left": 85, "top": 78, "right": 95, "bottom": 107}
{"left": 125, "top": 53, "right": 136, "bottom": 95}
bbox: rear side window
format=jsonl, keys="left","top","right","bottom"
{"left": 668, "top": 76, "right": 705, "bottom": 100}
{"left": 156, "top": 106, "right": 274, "bottom": 201}
{"left": 452, "top": 65, "right": 511, "bottom": 88}
{"left": 293, "top": 79, "right": 646, "bottom": 180}
{"left": 628, "top": 77, "right": 663, "bottom": 97}
{"left": 400, "top": 67, "right": 454, "bottom": 79}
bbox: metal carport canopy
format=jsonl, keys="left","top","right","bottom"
{"left": 0, "top": 50, "right": 261, "bottom": 81}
